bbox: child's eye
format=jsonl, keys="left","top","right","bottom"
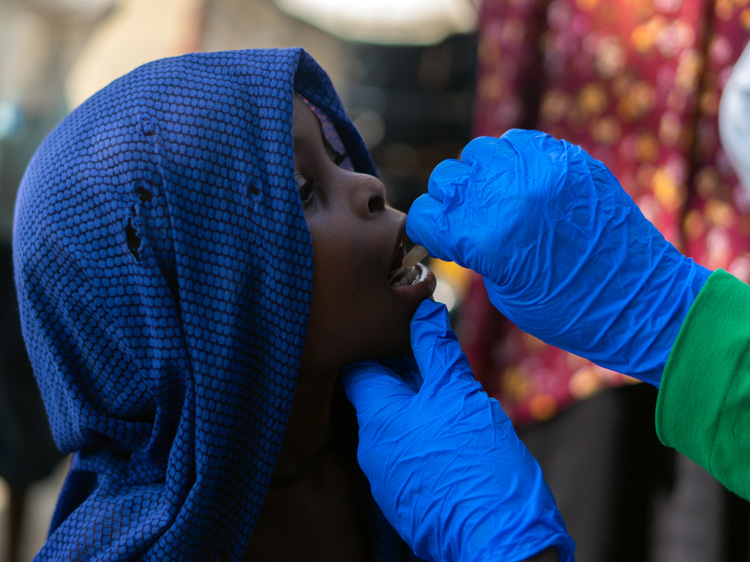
{"left": 295, "top": 173, "right": 317, "bottom": 209}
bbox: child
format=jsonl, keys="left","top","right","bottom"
{"left": 13, "top": 48, "right": 435, "bottom": 561}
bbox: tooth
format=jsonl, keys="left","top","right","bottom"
{"left": 390, "top": 264, "right": 424, "bottom": 287}
{"left": 411, "top": 269, "right": 420, "bottom": 285}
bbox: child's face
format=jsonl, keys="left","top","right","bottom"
{"left": 293, "top": 96, "right": 436, "bottom": 374}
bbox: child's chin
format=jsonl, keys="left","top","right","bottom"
{"left": 370, "top": 335, "right": 413, "bottom": 363}
{"left": 389, "top": 334, "right": 416, "bottom": 361}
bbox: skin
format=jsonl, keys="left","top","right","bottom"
{"left": 294, "top": 98, "right": 436, "bottom": 375}
{"left": 244, "top": 96, "right": 559, "bottom": 562}
{"left": 275, "top": 95, "right": 438, "bottom": 489}
{"left": 245, "top": 97, "right": 436, "bottom": 561}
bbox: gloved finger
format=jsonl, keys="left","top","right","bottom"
{"left": 342, "top": 359, "right": 416, "bottom": 415}
{"left": 500, "top": 128, "right": 563, "bottom": 155}
{"left": 426, "top": 158, "right": 466, "bottom": 202}
{"left": 578, "top": 147, "right": 623, "bottom": 194}
{"left": 409, "top": 299, "right": 477, "bottom": 394}
{"left": 459, "top": 134, "right": 518, "bottom": 169}
{"left": 498, "top": 129, "right": 577, "bottom": 188}
{"left": 406, "top": 195, "right": 454, "bottom": 263}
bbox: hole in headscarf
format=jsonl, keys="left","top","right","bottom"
{"left": 126, "top": 218, "right": 142, "bottom": 261}
{"left": 135, "top": 185, "right": 153, "bottom": 202}
{"left": 141, "top": 117, "right": 156, "bottom": 137}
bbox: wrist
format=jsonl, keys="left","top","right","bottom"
{"left": 637, "top": 259, "right": 712, "bottom": 387}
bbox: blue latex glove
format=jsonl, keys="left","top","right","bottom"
{"left": 342, "top": 299, "right": 575, "bottom": 562}
{"left": 407, "top": 130, "right": 712, "bottom": 386}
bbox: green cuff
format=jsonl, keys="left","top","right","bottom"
{"left": 656, "top": 269, "right": 750, "bottom": 499}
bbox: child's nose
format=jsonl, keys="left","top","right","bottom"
{"left": 354, "top": 174, "right": 387, "bottom": 218}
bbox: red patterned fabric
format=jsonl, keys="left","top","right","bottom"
{"left": 462, "top": 0, "right": 750, "bottom": 426}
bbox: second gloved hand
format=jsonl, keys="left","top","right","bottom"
{"left": 407, "top": 131, "right": 712, "bottom": 385}
{"left": 342, "top": 299, "right": 574, "bottom": 562}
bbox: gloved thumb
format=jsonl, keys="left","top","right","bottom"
{"left": 342, "top": 359, "right": 416, "bottom": 416}
{"left": 406, "top": 194, "right": 451, "bottom": 262}
{"left": 410, "top": 299, "right": 477, "bottom": 395}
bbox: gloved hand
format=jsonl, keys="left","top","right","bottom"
{"left": 342, "top": 299, "right": 574, "bottom": 562}
{"left": 406, "top": 130, "right": 712, "bottom": 386}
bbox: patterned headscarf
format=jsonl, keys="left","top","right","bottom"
{"left": 13, "top": 49, "right": 411, "bottom": 561}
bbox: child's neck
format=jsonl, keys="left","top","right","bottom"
{"left": 272, "top": 367, "right": 339, "bottom": 481}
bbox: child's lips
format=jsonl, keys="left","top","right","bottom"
{"left": 388, "top": 244, "right": 428, "bottom": 286}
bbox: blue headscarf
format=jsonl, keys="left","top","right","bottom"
{"left": 14, "top": 49, "right": 417, "bottom": 561}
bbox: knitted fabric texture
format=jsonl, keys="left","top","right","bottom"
{"left": 13, "top": 48, "right": 414, "bottom": 561}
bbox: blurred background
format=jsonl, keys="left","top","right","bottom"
{"left": 1, "top": 0, "right": 749, "bottom": 560}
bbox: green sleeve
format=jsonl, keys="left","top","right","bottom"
{"left": 656, "top": 269, "right": 750, "bottom": 500}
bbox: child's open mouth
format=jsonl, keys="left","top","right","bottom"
{"left": 385, "top": 223, "right": 436, "bottom": 297}
{"left": 389, "top": 262, "right": 428, "bottom": 287}
{"left": 387, "top": 233, "right": 430, "bottom": 288}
